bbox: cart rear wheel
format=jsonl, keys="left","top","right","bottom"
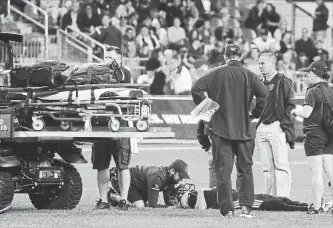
{"left": 32, "top": 118, "right": 45, "bottom": 131}
{"left": 60, "top": 121, "right": 72, "bottom": 131}
{"left": 108, "top": 119, "right": 120, "bottom": 132}
{"left": 135, "top": 120, "right": 149, "bottom": 132}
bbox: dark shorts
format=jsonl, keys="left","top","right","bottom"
{"left": 91, "top": 138, "right": 131, "bottom": 171}
{"left": 111, "top": 177, "right": 147, "bottom": 203}
{"left": 304, "top": 133, "right": 332, "bottom": 156}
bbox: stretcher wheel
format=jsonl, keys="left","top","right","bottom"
{"left": 135, "top": 120, "right": 149, "bottom": 132}
{"left": 60, "top": 121, "right": 72, "bottom": 131}
{"left": 108, "top": 119, "right": 120, "bottom": 132}
{"left": 32, "top": 118, "right": 45, "bottom": 131}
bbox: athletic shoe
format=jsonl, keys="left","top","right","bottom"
{"left": 221, "top": 211, "right": 235, "bottom": 218}
{"left": 94, "top": 199, "right": 110, "bottom": 209}
{"left": 116, "top": 199, "right": 129, "bottom": 211}
{"left": 307, "top": 204, "right": 320, "bottom": 215}
{"left": 240, "top": 206, "right": 255, "bottom": 218}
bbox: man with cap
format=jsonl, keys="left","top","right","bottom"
{"left": 108, "top": 159, "right": 190, "bottom": 208}
{"left": 191, "top": 44, "right": 268, "bottom": 218}
{"left": 137, "top": 58, "right": 166, "bottom": 95}
{"left": 291, "top": 60, "right": 333, "bottom": 214}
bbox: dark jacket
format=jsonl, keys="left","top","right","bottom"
{"left": 275, "top": 74, "right": 296, "bottom": 148}
{"left": 313, "top": 3, "right": 329, "bottom": 32}
{"left": 258, "top": 73, "right": 296, "bottom": 148}
{"left": 191, "top": 60, "right": 268, "bottom": 140}
{"left": 98, "top": 25, "right": 122, "bottom": 49}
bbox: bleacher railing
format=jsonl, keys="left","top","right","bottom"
{"left": 8, "top": 0, "right": 49, "bottom": 58}
{"left": 65, "top": 26, "right": 106, "bottom": 61}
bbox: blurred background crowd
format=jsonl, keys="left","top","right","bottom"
{"left": 0, "top": 0, "right": 332, "bottom": 95}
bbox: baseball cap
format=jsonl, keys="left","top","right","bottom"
{"left": 170, "top": 159, "right": 190, "bottom": 179}
{"left": 301, "top": 60, "right": 329, "bottom": 78}
{"left": 224, "top": 44, "right": 242, "bottom": 57}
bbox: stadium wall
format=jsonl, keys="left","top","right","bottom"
{"left": 150, "top": 96, "right": 305, "bottom": 139}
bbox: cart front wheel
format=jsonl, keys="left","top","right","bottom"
{"left": 135, "top": 120, "right": 149, "bottom": 132}
{"left": 108, "top": 119, "right": 120, "bottom": 132}
{"left": 32, "top": 118, "right": 45, "bottom": 131}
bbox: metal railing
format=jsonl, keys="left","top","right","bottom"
{"left": 289, "top": 0, "right": 333, "bottom": 49}
{"left": 66, "top": 26, "right": 106, "bottom": 60}
{"left": 8, "top": 0, "right": 49, "bottom": 58}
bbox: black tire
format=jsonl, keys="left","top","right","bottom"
{"left": 0, "top": 171, "right": 14, "bottom": 213}
{"left": 28, "top": 159, "right": 82, "bottom": 210}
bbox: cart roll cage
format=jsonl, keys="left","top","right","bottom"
{"left": 0, "top": 33, "right": 23, "bottom": 70}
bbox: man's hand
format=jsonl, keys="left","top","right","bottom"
{"left": 199, "top": 136, "right": 211, "bottom": 151}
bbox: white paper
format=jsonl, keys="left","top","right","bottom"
{"left": 191, "top": 98, "right": 220, "bottom": 122}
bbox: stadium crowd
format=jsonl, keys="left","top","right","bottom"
{"left": 0, "top": 0, "right": 332, "bottom": 95}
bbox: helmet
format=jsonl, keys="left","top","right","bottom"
{"left": 180, "top": 190, "right": 198, "bottom": 209}
{"left": 166, "top": 183, "right": 196, "bottom": 207}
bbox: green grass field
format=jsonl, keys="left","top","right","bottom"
{"left": 1, "top": 142, "right": 332, "bottom": 228}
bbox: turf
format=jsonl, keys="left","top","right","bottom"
{"left": 0, "top": 142, "right": 332, "bottom": 228}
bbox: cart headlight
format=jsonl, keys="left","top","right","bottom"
{"left": 141, "top": 103, "right": 150, "bottom": 119}
{"left": 38, "top": 170, "right": 62, "bottom": 179}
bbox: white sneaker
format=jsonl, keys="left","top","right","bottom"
{"left": 240, "top": 206, "right": 255, "bottom": 218}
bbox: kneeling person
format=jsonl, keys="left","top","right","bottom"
{"left": 109, "top": 159, "right": 190, "bottom": 208}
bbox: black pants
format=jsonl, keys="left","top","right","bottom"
{"left": 210, "top": 133, "right": 255, "bottom": 215}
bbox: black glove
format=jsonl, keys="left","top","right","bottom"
{"left": 198, "top": 135, "right": 211, "bottom": 151}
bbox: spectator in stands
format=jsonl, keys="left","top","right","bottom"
{"left": 262, "top": 3, "right": 280, "bottom": 36}
{"left": 182, "top": 0, "right": 199, "bottom": 23}
{"left": 151, "top": 17, "right": 168, "bottom": 50}
{"left": 137, "top": 58, "right": 166, "bottom": 95}
{"left": 208, "top": 40, "right": 225, "bottom": 67}
{"left": 167, "top": 58, "right": 192, "bottom": 95}
{"left": 312, "top": 0, "right": 329, "bottom": 42}
{"left": 127, "top": 12, "right": 139, "bottom": 32}
{"left": 295, "top": 28, "right": 317, "bottom": 63}
{"left": 243, "top": 45, "right": 261, "bottom": 76}
{"left": 244, "top": 0, "right": 265, "bottom": 35}
{"left": 137, "top": 0, "right": 151, "bottom": 24}
{"left": 273, "top": 19, "right": 289, "bottom": 44}
{"left": 278, "top": 31, "right": 294, "bottom": 55}
{"left": 61, "top": 1, "right": 81, "bottom": 31}
{"left": 296, "top": 52, "right": 310, "bottom": 70}
{"left": 204, "top": 35, "right": 217, "bottom": 56}
{"left": 166, "top": 0, "right": 184, "bottom": 27}
{"left": 79, "top": 4, "right": 101, "bottom": 34}
{"left": 277, "top": 49, "right": 297, "bottom": 80}
{"left": 167, "top": 17, "right": 187, "bottom": 51}
{"left": 136, "top": 25, "right": 160, "bottom": 58}
{"left": 115, "top": 0, "right": 135, "bottom": 19}
{"left": 313, "top": 40, "right": 331, "bottom": 70}
{"left": 122, "top": 26, "right": 136, "bottom": 57}
{"left": 202, "top": 19, "right": 212, "bottom": 44}
{"left": 214, "top": 17, "right": 234, "bottom": 42}
{"left": 252, "top": 28, "right": 278, "bottom": 53}
{"left": 94, "top": 14, "right": 122, "bottom": 49}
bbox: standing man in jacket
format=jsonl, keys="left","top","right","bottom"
{"left": 191, "top": 44, "right": 268, "bottom": 218}
{"left": 256, "top": 52, "right": 296, "bottom": 198}
{"left": 312, "top": 0, "right": 329, "bottom": 42}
